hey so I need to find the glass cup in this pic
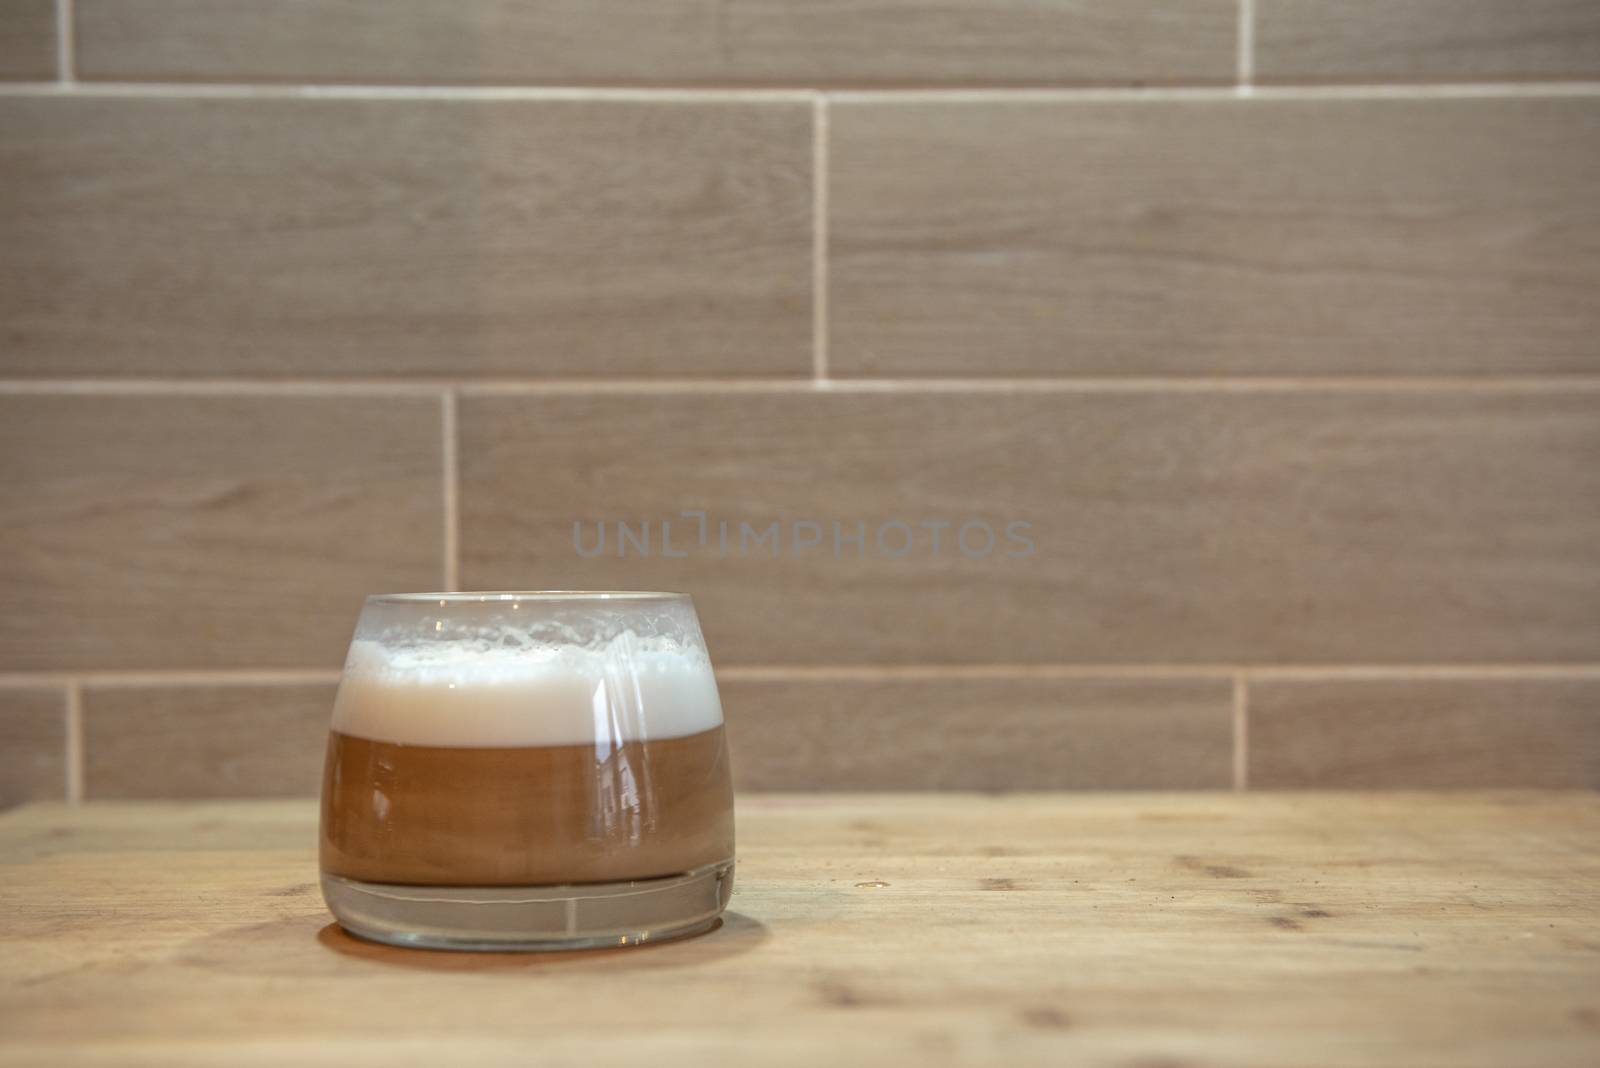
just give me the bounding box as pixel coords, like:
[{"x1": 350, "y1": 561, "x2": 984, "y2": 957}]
[{"x1": 319, "y1": 591, "x2": 735, "y2": 951}]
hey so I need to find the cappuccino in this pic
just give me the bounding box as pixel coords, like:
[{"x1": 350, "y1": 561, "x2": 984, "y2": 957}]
[{"x1": 319, "y1": 638, "x2": 734, "y2": 887}]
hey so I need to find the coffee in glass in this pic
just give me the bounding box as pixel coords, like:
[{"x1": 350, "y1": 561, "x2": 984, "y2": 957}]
[{"x1": 319, "y1": 592, "x2": 734, "y2": 950}]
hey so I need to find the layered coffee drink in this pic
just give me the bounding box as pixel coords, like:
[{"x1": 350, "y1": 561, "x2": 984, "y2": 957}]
[
  {"x1": 318, "y1": 592, "x2": 735, "y2": 951},
  {"x1": 321, "y1": 639, "x2": 734, "y2": 886}
]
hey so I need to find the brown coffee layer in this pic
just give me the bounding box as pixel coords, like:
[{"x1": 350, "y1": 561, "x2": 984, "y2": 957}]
[{"x1": 320, "y1": 726, "x2": 734, "y2": 886}]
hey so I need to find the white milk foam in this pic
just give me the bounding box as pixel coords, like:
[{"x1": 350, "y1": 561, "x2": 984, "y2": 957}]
[{"x1": 332, "y1": 635, "x2": 724, "y2": 748}]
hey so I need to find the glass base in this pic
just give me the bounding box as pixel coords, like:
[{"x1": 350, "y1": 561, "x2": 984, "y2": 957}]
[{"x1": 321, "y1": 860, "x2": 735, "y2": 952}]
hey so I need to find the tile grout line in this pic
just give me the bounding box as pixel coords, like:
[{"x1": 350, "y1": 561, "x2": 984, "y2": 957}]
[
  {"x1": 718, "y1": 665, "x2": 1242, "y2": 680},
  {"x1": 441, "y1": 389, "x2": 460, "y2": 592},
  {"x1": 5, "y1": 663, "x2": 1600, "y2": 685},
  {"x1": 55, "y1": 0, "x2": 75, "y2": 84},
  {"x1": 2, "y1": 663, "x2": 1599, "y2": 689},
  {"x1": 64, "y1": 681, "x2": 83, "y2": 804},
  {"x1": 0, "y1": 379, "x2": 451, "y2": 396},
  {"x1": 8, "y1": 376, "x2": 1600, "y2": 396},
  {"x1": 812, "y1": 93, "x2": 830, "y2": 383},
  {"x1": 2, "y1": 81, "x2": 1600, "y2": 101},
  {"x1": 1232, "y1": 675, "x2": 1249, "y2": 791},
  {"x1": 818, "y1": 83, "x2": 1600, "y2": 102},
  {"x1": 0, "y1": 82, "x2": 818, "y2": 101},
  {"x1": 715, "y1": 663, "x2": 1600, "y2": 681},
  {"x1": 0, "y1": 670, "x2": 346, "y2": 688},
  {"x1": 1236, "y1": 0, "x2": 1255, "y2": 93}
]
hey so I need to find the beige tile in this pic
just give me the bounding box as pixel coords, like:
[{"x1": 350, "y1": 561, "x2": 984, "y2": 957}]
[
  {"x1": 74, "y1": 0, "x2": 1235, "y2": 87},
  {"x1": 0, "y1": 688, "x2": 66, "y2": 807},
  {"x1": 722, "y1": 676, "x2": 1232, "y2": 789},
  {"x1": 0, "y1": 97, "x2": 809, "y2": 378},
  {"x1": 1249, "y1": 677, "x2": 1600, "y2": 788},
  {"x1": 1258, "y1": 1, "x2": 1600, "y2": 84},
  {"x1": 458, "y1": 390, "x2": 1600, "y2": 666},
  {"x1": 0, "y1": 0, "x2": 54, "y2": 80},
  {"x1": 830, "y1": 97, "x2": 1600, "y2": 377},
  {"x1": 0, "y1": 395, "x2": 441, "y2": 670},
  {"x1": 83, "y1": 684, "x2": 333, "y2": 798}
]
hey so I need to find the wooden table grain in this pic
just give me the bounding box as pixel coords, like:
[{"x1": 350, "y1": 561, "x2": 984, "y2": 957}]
[{"x1": 2, "y1": 793, "x2": 1597, "y2": 1067}]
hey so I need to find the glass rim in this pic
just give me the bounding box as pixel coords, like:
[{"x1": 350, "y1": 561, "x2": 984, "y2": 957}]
[{"x1": 366, "y1": 590, "x2": 689, "y2": 605}]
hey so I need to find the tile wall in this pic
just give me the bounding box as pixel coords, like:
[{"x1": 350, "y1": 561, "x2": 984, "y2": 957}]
[{"x1": 2, "y1": 0, "x2": 1597, "y2": 801}]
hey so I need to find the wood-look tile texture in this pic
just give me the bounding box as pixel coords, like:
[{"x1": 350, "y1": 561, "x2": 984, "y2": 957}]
[
  {"x1": 0, "y1": 0, "x2": 54, "y2": 80},
  {"x1": 83, "y1": 684, "x2": 334, "y2": 798},
  {"x1": 723, "y1": 676, "x2": 1233, "y2": 789},
  {"x1": 73, "y1": 0, "x2": 1236, "y2": 87},
  {"x1": 0, "y1": 395, "x2": 442, "y2": 670},
  {"x1": 0, "y1": 689, "x2": 65, "y2": 807},
  {"x1": 1250, "y1": 677, "x2": 1600, "y2": 788},
  {"x1": 458, "y1": 390, "x2": 1600, "y2": 666},
  {"x1": 1257, "y1": 0, "x2": 1600, "y2": 84},
  {"x1": 830, "y1": 97, "x2": 1600, "y2": 376},
  {"x1": 0, "y1": 96, "x2": 810, "y2": 378}
]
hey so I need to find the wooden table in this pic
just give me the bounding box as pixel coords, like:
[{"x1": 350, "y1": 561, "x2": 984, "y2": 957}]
[{"x1": 2, "y1": 794, "x2": 1598, "y2": 1066}]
